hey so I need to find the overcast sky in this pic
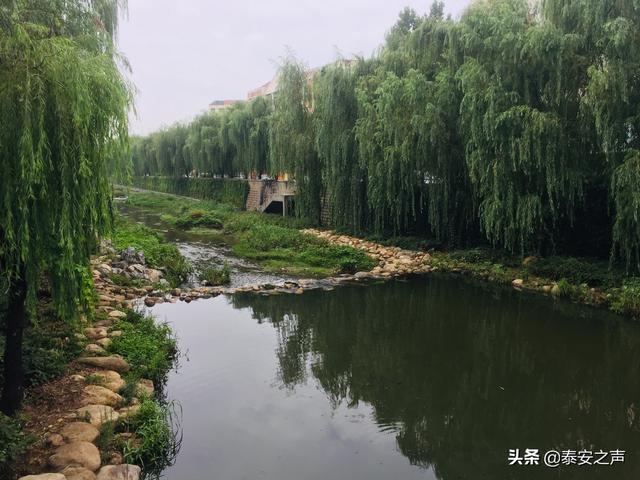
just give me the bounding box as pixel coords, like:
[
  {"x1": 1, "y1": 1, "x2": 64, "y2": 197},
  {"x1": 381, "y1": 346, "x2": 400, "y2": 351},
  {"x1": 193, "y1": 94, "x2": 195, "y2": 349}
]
[{"x1": 118, "y1": 0, "x2": 471, "y2": 135}]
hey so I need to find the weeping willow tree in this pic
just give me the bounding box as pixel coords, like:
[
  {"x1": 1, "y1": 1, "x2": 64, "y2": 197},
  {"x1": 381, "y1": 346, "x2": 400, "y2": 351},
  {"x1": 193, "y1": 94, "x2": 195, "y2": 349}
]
[
  {"x1": 354, "y1": 5, "x2": 472, "y2": 241},
  {"x1": 456, "y1": 0, "x2": 588, "y2": 253},
  {"x1": 0, "y1": 0, "x2": 131, "y2": 414},
  {"x1": 313, "y1": 60, "x2": 369, "y2": 232},
  {"x1": 576, "y1": 0, "x2": 640, "y2": 268},
  {"x1": 128, "y1": 0, "x2": 640, "y2": 268},
  {"x1": 270, "y1": 58, "x2": 321, "y2": 221}
]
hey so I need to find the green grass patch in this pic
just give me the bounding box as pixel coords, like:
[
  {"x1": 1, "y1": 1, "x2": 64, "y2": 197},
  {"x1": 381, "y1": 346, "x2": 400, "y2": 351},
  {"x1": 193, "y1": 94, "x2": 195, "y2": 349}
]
[
  {"x1": 112, "y1": 218, "x2": 191, "y2": 287},
  {"x1": 121, "y1": 399, "x2": 181, "y2": 477},
  {"x1": 107, "y1": 311, "x2": 177, "y2": 386},
  {"x1": 174, "y1": 210, "x2": 223, "y2": 230},
  {"x1": 122, "y1": 191, "x2": 375, "y2": 277},
  {"x1": 200, "y1": 264, "x2": 231, "y2": 285}
]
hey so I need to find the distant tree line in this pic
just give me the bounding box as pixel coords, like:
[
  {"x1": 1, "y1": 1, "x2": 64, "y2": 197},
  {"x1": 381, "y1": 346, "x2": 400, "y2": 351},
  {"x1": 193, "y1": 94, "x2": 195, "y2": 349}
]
[{"x1": 129, "y1": 0, "x2": 640, "y2": 267}]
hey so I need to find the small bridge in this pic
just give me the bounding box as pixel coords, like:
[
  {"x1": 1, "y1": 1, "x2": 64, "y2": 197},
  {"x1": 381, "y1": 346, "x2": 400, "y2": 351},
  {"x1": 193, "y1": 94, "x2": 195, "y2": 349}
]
[{"x1": 245, "y1": 179, "x2": 297, "y2": 216}]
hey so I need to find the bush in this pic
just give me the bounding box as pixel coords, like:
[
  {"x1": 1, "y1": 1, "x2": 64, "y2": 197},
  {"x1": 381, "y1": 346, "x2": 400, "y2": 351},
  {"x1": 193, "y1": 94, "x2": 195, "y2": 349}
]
[
  {"x1": 108, "y1": 312, "x2": 177, "y2": 386},
  {"x1": 174, "y1": 211, "x2": 223, "y2": 230},
  {"x1": 0, "y1": 413, "x2": 29, "y2": 477},
  {"x1": 199, "y1": 264, "x2": 231, "y2": 285},
  {"x1": 610, "y1": 279, "x2": 640, "y2": 318},
  {"x1": 525, "y1": 256, "x2": 616, "y2": 287},
  {"x1": 555, "y1": 278, "x2": 574, "y2": 298},
  {"x1": 113, "y1": 219, "x2": 191, "y2": 287}
]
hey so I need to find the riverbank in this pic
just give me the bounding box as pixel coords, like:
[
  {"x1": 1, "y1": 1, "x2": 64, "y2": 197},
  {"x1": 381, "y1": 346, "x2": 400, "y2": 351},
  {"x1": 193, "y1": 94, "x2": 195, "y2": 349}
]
[
  {"x1": 3, "y1": 241, "x2": 180, "y2": 480},
  {"x1": 116, "y1": 187, "x2": 640, "y2": 319},
  {"x1": 304, "y1": 229, "x2": 640, "y2": 320}
]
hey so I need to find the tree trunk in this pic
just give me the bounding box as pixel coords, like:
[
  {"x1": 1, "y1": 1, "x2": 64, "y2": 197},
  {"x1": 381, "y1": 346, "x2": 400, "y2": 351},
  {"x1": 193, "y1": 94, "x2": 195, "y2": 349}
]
[{"x1": 0, "y1": 276, "x2": 27, "y2": 416}]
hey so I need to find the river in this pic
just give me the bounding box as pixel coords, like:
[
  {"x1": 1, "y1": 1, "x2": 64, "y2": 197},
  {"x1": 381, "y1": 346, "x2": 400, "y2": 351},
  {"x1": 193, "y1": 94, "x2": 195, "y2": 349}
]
[{"x1": 121, "y1": 203, "x2": 640, "y2": 479}]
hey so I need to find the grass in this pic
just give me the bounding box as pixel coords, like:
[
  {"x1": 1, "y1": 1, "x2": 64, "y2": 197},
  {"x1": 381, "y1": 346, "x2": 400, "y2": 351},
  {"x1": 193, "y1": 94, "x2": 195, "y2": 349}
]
[
  {"x1": 200, "y1": 264, "x2": 231, "y2": 286},
  {"x1": 121, "y1": 191, "x2": 375, "y2": 277},
  {"x1": 112, "y1": 218, "x2": 191, "y2": 287},
  {"x1": 121, "y1": 399, "x2": 182, "y2": 478},
  {"x1": 107, "y1": 311, "x2": 177, "y2": 386}
]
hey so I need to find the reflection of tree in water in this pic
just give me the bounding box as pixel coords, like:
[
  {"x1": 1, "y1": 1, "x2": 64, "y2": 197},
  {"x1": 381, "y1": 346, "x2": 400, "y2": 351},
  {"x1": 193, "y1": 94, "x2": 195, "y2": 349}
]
[{"x1": 231, "y1": 277, "x2": 640, "y2": 479}]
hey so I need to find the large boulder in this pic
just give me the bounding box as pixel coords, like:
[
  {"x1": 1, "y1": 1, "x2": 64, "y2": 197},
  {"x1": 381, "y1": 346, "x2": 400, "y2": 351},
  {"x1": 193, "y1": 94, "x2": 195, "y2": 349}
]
[
  {"x1": 48, "y1": 441, "x2": 101, "y2": 472},
  {"x1": 90, "y1": 370, "x2": 125, "y2": 393},
  {"x1": 77, "y1": 356, "x2": 130, "y2": 373},
  {"x1": 82, "y1": 385, "x2": 123, "y2": 407},
  {"x1": 61, "y1": 466, "x2": 98, "y2": 480},
  {"x1": 76, "y1": 405, "x2": 119, "y2": 427},
  {"x1": 60, "y1": 422, "x2": 100, "y2": 443},
  {"x1": 84, "y1": 328, "x2": 108, "y2": 341},
  {"x1": 18, "y1": 475, "x2": 66, "y2": 480},
  {"x1": 120, "y1": 247, "x2": 145, "y2": 265},
  {"x1": 96, "y1": 465, "x2": 141, "y2": 480}
]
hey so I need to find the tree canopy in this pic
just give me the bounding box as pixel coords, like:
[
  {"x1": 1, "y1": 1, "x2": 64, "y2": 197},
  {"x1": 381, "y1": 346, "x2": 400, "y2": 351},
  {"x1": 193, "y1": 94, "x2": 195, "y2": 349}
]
[
  {"x1": 128, "y1": 0, "x2": 640, "y2": 266},
  {"x1": 0, "y1": 0, "x2": 131, "y2": 413}
]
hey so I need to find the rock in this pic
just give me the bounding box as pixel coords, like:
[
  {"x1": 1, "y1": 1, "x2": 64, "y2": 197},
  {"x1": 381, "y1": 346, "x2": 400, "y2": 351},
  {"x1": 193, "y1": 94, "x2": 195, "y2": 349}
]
[
  {"x1": 84, "y1": 328, "x2": 108, "y2": 340},
  {"x1": 96, "y1": 465, "x2": 141, "y2": 480},
  {"x1": 512, "y1": 279, "x2": 524, "y2": 288},
  {"x1": 144, "y1": 297, "x2": 156, "y2": 307},
  {"x1": 354, "y1": 271, "x2": 373, "y2": 279},
  {"x1": 108, "y1": 310, "x2": 127, "y2": 319},
  {"x1": 109, "y1": 331, "x2": 123, "y2": 338},
  {"x1": 82, "y1": 385, "x2": 123, "y2": 407},
  {"x1": 96, "y1": 338, "x2": 111, "y2": 348},
  {"x1": 76, "y1": 405, "x2": 119, "y2": 427},
  {"x1": 61, "y1": 466, "x2": 97, "y2": 480},
  {"x1": 120, "y1": 247, "x2": 145, "y2": 265},
  {"x1": 295, "y1": 288, "x2": 304, "y2": 295},
  {"x1": 108, "y1": 453, "x2": 123, "y2": 465},
  {"x1": 136, "y1": 379, "x2": 154, "y2": 397},
  {"x1": 551, "y1": 284, "x2": 561, "y2": 296},
  {"x1": 90, "y1": 371, "x2": 125, "y2": 392},
  {"x1": 60, "y1": 422, "x2": 100, "y2": 443},
  {"x1": 48, "y1": 441, "x2": 101, "y2": 472},
  {"x1": 542, "y1": 285, "x2": 553, "y2": 293},
  {"x1": 45, "y1": 433, "x2": 65, "y2": 447},
  {"x1": 170, "y1": 288, "x2": 181, "y2": 297},
  {"x1": 77, "y1": 356, "x2": 130, "y2": 373},
  {"x1": 18, "y1": 475, "x2": 66, "y2": 480},
  {"x1": 69, "y1": 375, "x2": 86, "y2": 382},
  {"x1": 522, "y1": 255, "x2": 537, "y2": 266},
  {"x1": 117, "y1": 405, "x2": 140, "y2": 420},
  {"x1": 145, "y1": 269, "x2": 163, "y2": 282},
  {"x1": 84, "y1": 344, "x2": 105, "y2": 355}
]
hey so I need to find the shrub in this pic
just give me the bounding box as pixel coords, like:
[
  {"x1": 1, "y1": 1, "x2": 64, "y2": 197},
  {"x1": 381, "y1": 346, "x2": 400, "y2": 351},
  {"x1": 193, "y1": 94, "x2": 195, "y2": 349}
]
[
  {"x1": 0, "y1": 413, "x2": 29, "y2": 476},
  {"x1": 610, "y1": 279, "x2": 640, "y2": 318},
  {"x1": 199, "y1": 264, "x2": 231, "y2": 285},
  {"x1": 113, "y1": 219, "x2": 191, "y2": 287},
  {"x1": 525, "y1": 256, "x2": 616, "y2": 287},
  {"x1": 555, "y1": 278, "x2": 574, "y2": 298},
  {"x1": 175, "y1": 211, "x2": 223, "y2": 230}
]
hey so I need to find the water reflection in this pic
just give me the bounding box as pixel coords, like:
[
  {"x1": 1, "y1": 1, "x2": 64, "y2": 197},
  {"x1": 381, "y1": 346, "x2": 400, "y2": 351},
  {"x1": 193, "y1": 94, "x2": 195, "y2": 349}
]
[{"x1": 229, "y1": 276, "x2": 640, "y2": 479}]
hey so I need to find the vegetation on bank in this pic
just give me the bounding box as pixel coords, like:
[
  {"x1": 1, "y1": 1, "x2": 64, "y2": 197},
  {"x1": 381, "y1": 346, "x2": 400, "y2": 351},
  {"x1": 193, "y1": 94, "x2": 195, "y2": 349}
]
[
  {"x1": 123, "y1": 191, "x2": 376, "y2": 277},
  {"x1": 108, "y1": 312, "x2": 177, "y2": 387},
  {"x1": 0, "y1": 0, "x2": 131, "y2": 418},
  {"x1": 428, "y1": 249, "x2": 640, "y2": 319},
  {"x1": 112, "y1": 218, "x2": 191, "y2": 287},
  {"x1": 127, "y1": 0, "x2": 640, "y2": 274},
  {"x1": 130, "y1": 177, "x2": 249, "y2": 209}
]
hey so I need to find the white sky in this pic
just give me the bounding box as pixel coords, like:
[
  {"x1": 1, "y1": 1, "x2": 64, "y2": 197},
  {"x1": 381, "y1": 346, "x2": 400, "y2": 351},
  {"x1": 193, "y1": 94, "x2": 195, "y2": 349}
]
[{"x1": 118, "y1": 0, "x2": 472, "y2": 135}]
